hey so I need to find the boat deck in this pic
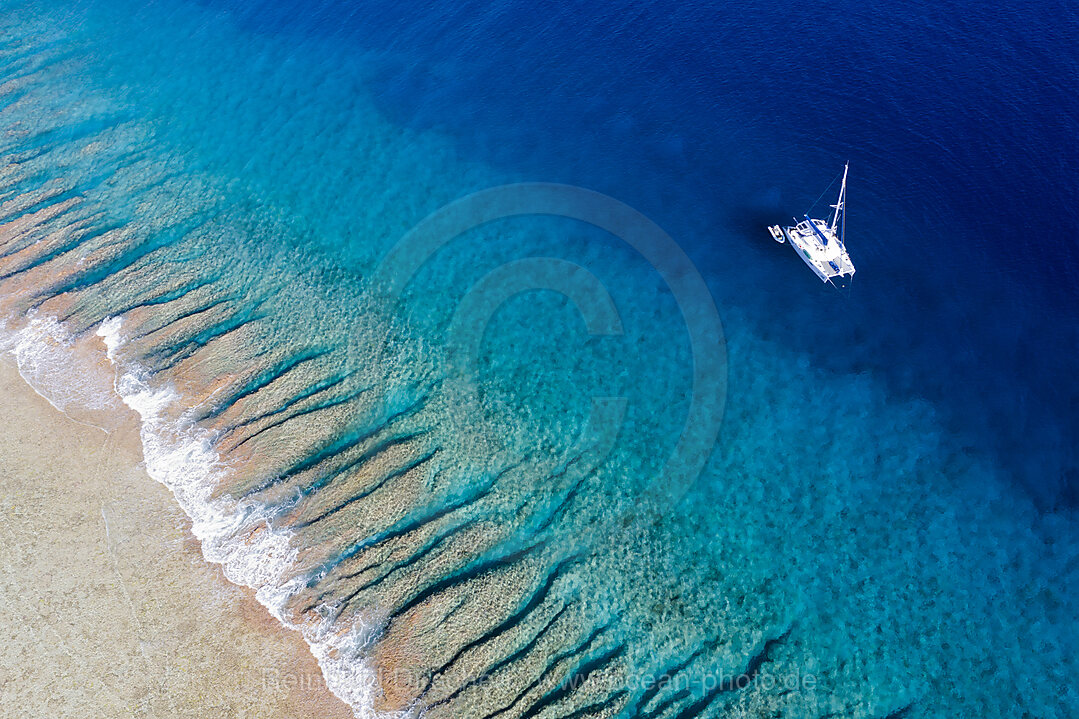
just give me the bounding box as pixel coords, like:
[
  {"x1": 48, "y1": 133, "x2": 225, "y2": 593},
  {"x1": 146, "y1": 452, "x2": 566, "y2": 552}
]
[{"x1": 784, "y1": 219, "x2": 855, "y2": 281}]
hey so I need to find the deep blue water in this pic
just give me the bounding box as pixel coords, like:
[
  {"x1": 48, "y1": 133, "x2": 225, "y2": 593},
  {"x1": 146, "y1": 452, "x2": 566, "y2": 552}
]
[
  {"x1": 200, "y1": 0, "x2": 1079, "y2": 505},
  {"x1": 2, "y1": 0, "x2": 1077, "y2": 716}
]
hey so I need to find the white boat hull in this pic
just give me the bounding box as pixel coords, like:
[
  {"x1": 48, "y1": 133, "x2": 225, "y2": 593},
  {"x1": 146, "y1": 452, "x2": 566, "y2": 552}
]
[{"x1": 769, "y1": 164, "x2": 855, "y2": 287}]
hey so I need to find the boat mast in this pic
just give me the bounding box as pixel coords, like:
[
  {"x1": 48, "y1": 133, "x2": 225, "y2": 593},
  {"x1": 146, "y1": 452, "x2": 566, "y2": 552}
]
[
  {"x1": 830, "y1": 161, "x2": 848, "y2": 234},
  {"x1": 840, "y1": 164, "x2": 846, "y2": 246}
]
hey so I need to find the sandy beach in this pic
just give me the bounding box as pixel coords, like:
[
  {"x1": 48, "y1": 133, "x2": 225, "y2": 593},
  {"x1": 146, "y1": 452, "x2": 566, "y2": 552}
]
[{"x1": 0, "y1": 355, "x2": 354, "y2": 718}]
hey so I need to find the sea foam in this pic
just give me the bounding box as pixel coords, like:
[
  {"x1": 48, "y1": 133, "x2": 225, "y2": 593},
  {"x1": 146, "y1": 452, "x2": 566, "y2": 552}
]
[
  {"x1": 101, "y1": 316, "x2": 399, "y2": 718},
  {"x1": 1, "y1": 315, "x2": 119, "y2": 417},
  {"x1": 0, "y1": 313, "x2": 392, "y2": 718}
]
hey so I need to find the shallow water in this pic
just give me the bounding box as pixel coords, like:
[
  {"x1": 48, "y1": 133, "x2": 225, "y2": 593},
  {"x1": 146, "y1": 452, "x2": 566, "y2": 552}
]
[{"x1": 0, "y1": 0, "x2": 1076, "y2": 717}]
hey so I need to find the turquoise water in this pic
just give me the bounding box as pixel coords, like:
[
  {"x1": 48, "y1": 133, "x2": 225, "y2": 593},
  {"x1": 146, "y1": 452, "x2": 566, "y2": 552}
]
[{"x1": 1, "y1": 1, "x2": 1076, "y2": 717}]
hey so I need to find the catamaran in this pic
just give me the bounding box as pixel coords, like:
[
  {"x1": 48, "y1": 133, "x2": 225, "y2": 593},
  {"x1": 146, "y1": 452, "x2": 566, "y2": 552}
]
[{"x1": 768, "y1": 162, "x2": 855, "y2": 287}]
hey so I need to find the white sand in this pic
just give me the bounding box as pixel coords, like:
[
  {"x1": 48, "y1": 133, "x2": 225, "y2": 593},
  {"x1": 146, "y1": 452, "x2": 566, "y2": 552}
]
[{"x1": 0, "y1": 356, "x2": 354, "y2": 718}]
